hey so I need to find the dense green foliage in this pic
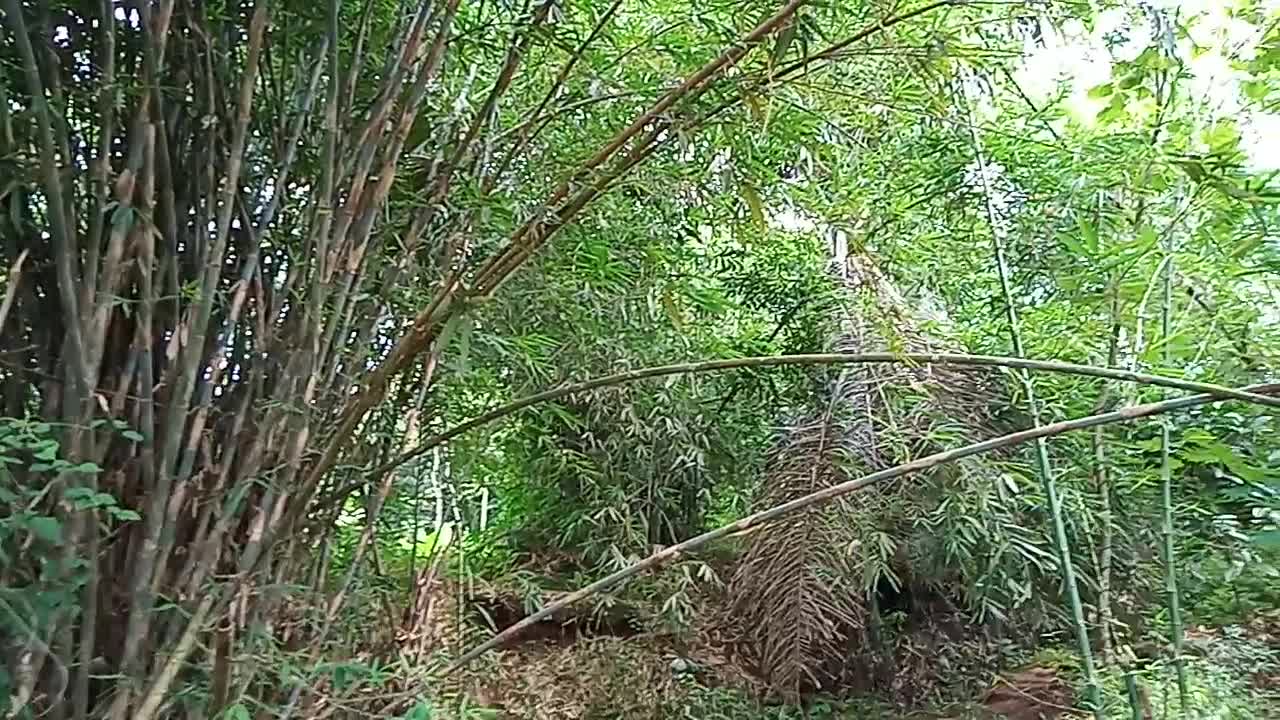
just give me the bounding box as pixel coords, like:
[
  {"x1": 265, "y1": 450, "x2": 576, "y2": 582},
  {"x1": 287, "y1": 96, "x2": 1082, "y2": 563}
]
[{"x1": 1, "y1": 0, "x2": 1278, "y2": 718}]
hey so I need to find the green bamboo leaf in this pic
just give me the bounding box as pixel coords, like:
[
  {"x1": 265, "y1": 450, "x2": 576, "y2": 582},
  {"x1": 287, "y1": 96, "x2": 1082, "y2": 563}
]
[
  {"x1": 741, "y1": 183, "x2": 765, "y2": 230},
  {"x1": 1060, "y1": 233, "x2": 1088, "y2": 257},
  {"x1": 771, "y1": 19, "x2": 797, "y2": 72},
  {"x1": 1077, "y1": 218, "x2": 1099, "y2": 253},
  {"x1": 1136, "y1": 225, "x2": 1158, "y2": 250},
  {"x1": 1086, "y1": 83, "x2": 1114, "y2": 99},
  {"x1": 1228, "y1": 234, "x2": 1265, "y2": 259},
  {"x1": 660, "y1": 287, "x2": 685, "y2": 331},
  {"x1": 1173, "y1": 159, "x2": 1206, "y2": 183}
]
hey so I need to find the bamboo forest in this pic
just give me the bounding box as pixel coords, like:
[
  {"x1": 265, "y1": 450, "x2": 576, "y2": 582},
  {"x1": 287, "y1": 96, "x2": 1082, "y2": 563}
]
[{"x1": 2, "y1": 0, "x2": 1280, "y2": 717}]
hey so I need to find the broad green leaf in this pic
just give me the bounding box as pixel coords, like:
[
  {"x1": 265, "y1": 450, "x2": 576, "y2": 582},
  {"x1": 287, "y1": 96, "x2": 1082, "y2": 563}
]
[
  {"x1": 109, "y1": 508, "x2": 142, "y2": 522},
  {"x1": 34, "y1": 441, "x2": 58, "y2": 461},
  {"x1": 27, "y1": 515, "x2": 62, "y2": 544},
  {"x1": 401, "y1": 701, "x2": 434, "y2": 720},
  {"x1": 1203, "y1": 120, "x2": 1242, "y2": 155},
  {"x1": 1242, "y1": 78, "x2": 1270, "y2": 101},
  {"x1": 1086, "y1": 83, "x2": 1114, "y2": 99},
  {"x1": 1097, "y1": 94, "x2": 1127, "y2": 123},
  {"x1": 1135, "y1": 225, "x2": 1158, "y2": 250}
]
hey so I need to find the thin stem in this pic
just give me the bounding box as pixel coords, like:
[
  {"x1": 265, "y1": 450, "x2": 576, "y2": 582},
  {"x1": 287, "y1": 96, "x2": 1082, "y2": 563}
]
[
  {"x1": 1093, "y1": 274, "x2": 1122, "y2": 664},
  {"x1": 1126, "y1": 671, "x2": 1144, "y2": 720},
  {"x1": 1160, "y1": 229, "x2": 1190, "y2": 711},
  {"x1": 111, "y1": 4, "x2": 268, "y2": 715},
  {"x1": 359, "y1": 351, "x2": 1280, "y2": 487},
  {"x1": 962, "y1": 73, "x2": 1102, "y2": 716},
  {"x1": 485, "y1": 0, "x2": 626, "y2": 194},
  {"x1": 0, "y1": 250, "x2": 28, "y2": 333},
  {"x1": 83, "y1": 0, "x2": 118, "y2": 313}
]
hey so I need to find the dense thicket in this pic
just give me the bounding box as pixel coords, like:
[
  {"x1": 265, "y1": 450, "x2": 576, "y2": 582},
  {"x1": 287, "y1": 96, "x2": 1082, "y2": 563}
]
[{"x1": 2, "y1": 0, "x2": 1278, "y2": 718}]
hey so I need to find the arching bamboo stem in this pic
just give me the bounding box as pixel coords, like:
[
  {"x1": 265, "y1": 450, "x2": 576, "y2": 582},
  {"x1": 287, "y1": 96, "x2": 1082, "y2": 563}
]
[{"x1": 442, "y1": 382, "x2": 1277, "y2": 673}]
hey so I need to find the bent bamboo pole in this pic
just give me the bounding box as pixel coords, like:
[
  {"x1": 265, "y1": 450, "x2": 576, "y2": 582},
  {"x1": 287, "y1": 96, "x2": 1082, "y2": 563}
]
[
  {"x1": 379, "y1": 353, "x2": 1280, "y2": 477},
  {"x1": 442, "y1": 382, "x2": 1279, "y2": 673}
]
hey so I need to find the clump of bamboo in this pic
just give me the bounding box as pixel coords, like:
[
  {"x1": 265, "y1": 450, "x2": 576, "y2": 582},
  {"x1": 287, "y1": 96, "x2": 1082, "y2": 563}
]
[{"x1": 0, "y1": 0, "x2": 816, "y2": 716}]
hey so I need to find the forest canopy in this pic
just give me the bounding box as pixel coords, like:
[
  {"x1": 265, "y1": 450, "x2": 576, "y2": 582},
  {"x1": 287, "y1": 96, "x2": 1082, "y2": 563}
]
[{"x1": 1, "y1": 0, "x2": 1278, "y2": 718}]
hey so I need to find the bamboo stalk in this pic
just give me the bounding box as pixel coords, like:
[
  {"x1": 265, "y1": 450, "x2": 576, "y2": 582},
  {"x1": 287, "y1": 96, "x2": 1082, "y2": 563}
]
[
  {"x1": 1, "y1": 0, "x2": 87, "y2": 392},
  {"x1": 0, "y1": 249, "x2": 27, "y2": 333},
  {"x1": 485, "y1": 0, "x2": 627, "y2": 194},
  {"x1": 172, "y1": 34, "x2": 329, "y2": 486},
  {"x1": 1094, "y1": 279, "x2": 1122, "y2": 664},
  {"x1": 267, "y1": 0, "x2": 941, "y2": 592},
  {"x1": 434, "y1": 0, "x2": 556, "y2": 199},
  {"x1": 110, "y1": 4, "x2": 268, "y2": 715},
  {"x1": 130, "y1": 593, "x2": 217, "y2": 720},
  {"x1": 443, "y1": 383, "x2": 1278, "y2": 672},
  {"x1": 105, "y1": 125, "x2": 162, "y2": 720},
  {"x1": 695, "y1": 0, "x2": 960, "y2": 129},
  {"x1": 468, "y1": 0, "x2": 808, "y2": 292},
  {"x1": 1159, "y1": 233, "x2": 1191, "y2": 711},
  {"x1": 335, "y1": 0, "x2": 437, "y2": 185},
  {"x1": 325, "y1": 1, "x2": 441, "y2": 276},
  {"x1": 963, "y1": 78, "x2": 1101, "y2": 716},
  {"x1": 1126, "y1": 671, "x2": 1144, "y2": 720},
  {"x1": 367, "y1": 352, "x2": 1280, "y2": 481},
  {"x1": 312, "y1": 347, "x2": 1280, "y2": 520},
  {"x1": 82, "y1": 0, "x2": 117, "y2": 313},
  {"x1": 317, "y1": 0, "x2": 461, "y2": 376},
  {"x1": 340, "y1": 0, "x2": 378, "y2": 121},
  {"x1": 1092, "y1": 422, "x2": 1115, "y2": 651}
]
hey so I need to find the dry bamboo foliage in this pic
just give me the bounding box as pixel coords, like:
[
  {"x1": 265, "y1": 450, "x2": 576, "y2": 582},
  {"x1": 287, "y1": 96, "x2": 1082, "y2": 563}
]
[{"x1": 730, "y1": 252, "x2": 1005, "y2": 699}]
